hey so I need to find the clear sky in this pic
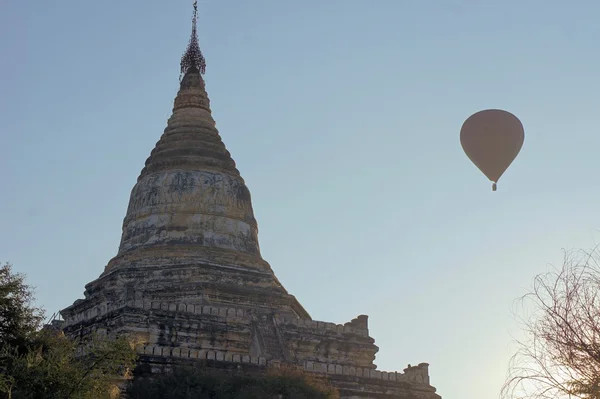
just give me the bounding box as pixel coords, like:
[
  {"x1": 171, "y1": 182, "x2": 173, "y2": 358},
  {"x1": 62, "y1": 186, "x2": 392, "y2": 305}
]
[{"x1": 2, "y1": 1, "x2": 600, "y2": 398}]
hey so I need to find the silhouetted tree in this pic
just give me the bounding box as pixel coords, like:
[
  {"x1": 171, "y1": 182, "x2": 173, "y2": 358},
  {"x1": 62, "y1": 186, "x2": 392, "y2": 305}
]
[
  {"x1": 502, "y1": 248, "x2": 600, "y2": 399},
  {"x1": 127, "y1": 363, "x2": 339, "y2": 399}
]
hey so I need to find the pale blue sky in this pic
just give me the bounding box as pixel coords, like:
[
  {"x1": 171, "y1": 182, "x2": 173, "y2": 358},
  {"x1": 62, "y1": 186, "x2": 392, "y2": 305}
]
[{"x1": 2, "y1": 1, "x2": 600, "y2": 398}]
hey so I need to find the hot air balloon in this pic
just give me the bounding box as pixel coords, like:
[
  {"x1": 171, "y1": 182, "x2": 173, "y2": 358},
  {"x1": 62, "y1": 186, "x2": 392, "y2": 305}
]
[{"x1": 460, "y1": 109, "x2": 524, "y2": 191}]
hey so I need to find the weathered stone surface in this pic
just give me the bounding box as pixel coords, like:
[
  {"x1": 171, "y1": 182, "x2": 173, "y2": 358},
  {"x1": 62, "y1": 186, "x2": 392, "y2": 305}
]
[
  {"x1": 60, "y1": 51, "x2": 441, "y2": 399},
  {"x1": 104, "y1": 65, "x2": 265, "y2": 276}
]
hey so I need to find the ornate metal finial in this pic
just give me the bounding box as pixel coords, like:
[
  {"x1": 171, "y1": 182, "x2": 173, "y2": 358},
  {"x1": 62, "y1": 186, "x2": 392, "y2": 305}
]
[{"x1": 180, "y1": 0, "x2": 206, "y2": 79}]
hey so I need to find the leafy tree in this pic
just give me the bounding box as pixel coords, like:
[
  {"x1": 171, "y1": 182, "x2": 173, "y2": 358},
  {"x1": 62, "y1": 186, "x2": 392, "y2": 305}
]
[
  {"x1": 0, "y1": 263, "x2": 44, "y2": 351},
  {"x1": 127, "y1": 363, "x2": 339, "y2": 399},
  {"x1": 0, "y1": 263, "x2": 138, "y2": 399},
  {"x1": 3, "y1": 332, "x2": 137, "y2": 399},
  {"x1": 502, "y1": 248, "x2": 600, "y2": 399}
]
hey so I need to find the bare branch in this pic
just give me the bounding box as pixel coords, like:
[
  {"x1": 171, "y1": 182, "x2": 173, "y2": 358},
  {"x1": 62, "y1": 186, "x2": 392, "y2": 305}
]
[{"x1": 502, "y1": 248, "x2": 600, "y2": 399}]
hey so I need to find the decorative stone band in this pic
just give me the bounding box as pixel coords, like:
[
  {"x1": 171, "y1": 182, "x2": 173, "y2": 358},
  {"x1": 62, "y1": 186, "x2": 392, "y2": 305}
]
[
  {"x1": 103, "y1": 246, "x2": 273, "y2": 275},
  {"x1": 136, "y1": 345, "x2": 431, "y2": 386},
  {"x1": 274, "y1": 315, "x2": 369, "y2": 337},
  {"x1": 62, "y1": 300, "x2": 368, "y2": 337}
]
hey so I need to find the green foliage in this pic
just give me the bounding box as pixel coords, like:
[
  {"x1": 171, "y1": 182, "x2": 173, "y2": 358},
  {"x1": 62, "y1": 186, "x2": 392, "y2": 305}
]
[
  {"x1": 0, "y1": 263, "x2": 138, "y2": 399},
  {"x1": 0, "y1": 263, "x2": 44, "y2": 351},
  {"x1": 3, "y1": 332, "x2": 137, "y2": 399},
  {"x1": 127, "y1": 364, "x2": 340, "y2": 399}
]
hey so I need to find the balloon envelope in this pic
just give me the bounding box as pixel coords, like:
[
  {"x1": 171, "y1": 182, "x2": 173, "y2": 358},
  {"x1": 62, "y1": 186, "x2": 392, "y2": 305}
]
[{"x1": 460, "y1": 109, "x2": 524, "y2": 185}]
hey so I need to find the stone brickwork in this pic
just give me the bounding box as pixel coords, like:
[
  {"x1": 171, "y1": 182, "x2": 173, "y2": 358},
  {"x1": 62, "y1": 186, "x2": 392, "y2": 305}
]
[{"x1": 60, "y1": 43, "x2": 441, "y2": 398}]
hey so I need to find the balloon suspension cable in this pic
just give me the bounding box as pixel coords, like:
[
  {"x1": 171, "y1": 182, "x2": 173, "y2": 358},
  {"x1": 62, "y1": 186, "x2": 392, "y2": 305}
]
[{"x1": 492, "y1": 182, "x2": 497, "y2": 192}]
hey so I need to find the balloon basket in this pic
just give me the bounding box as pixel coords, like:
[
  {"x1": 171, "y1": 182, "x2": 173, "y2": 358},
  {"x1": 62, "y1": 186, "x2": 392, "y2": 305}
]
[{"x1": 492, "y1": 183, "x2": 497, "y2": 192}]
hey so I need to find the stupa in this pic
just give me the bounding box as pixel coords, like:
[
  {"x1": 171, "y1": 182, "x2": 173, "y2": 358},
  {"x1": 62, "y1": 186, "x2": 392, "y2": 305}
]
[{"x1": 60, "y1": 3, "x2": 441, "y2": 398}]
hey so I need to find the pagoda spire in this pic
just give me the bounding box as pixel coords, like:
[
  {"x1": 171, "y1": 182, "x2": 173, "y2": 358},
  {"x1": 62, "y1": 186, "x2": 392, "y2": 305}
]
[
  {"x1": 180, "y1": 0, "x2": 206, "y2": 79},
  {"x1": 103, "y1": 0, "x2": 265, "y2": 275}
]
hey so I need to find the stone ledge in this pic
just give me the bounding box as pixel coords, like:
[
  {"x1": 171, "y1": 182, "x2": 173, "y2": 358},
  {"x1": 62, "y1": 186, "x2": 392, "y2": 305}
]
[
  {"x1": 135, "y1": 346, "x2": 432, "y2": 387},
  {"x1": 63, "y1": 300, "x2": 368, "y2": 339},
  {"x1": 276, "y1": 315, "x2": 369, "y2": 337}
]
